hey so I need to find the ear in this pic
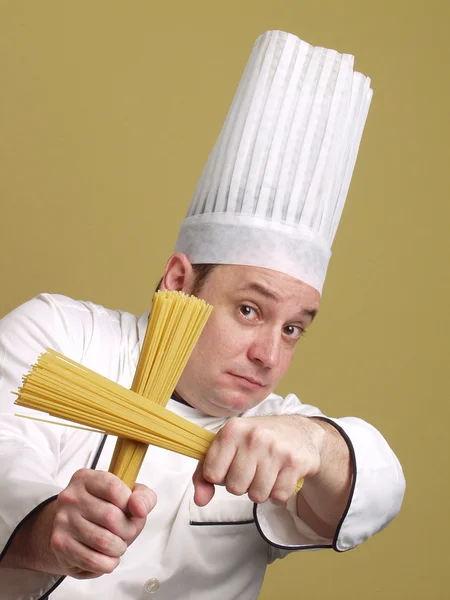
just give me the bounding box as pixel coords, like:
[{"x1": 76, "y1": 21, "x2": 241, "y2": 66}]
[{"x1": 161, "y1": 253, "x2": 196, "y2": 293}]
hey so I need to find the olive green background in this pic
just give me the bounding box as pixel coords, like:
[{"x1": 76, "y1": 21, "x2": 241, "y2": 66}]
[{"x1": 0, "y1": 1, "x2": 448, "y2": 598}]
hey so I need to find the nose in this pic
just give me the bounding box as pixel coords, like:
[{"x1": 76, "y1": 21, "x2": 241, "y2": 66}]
[{"x1": 248, "y1": 327, "x2": 281, "y2": 369}]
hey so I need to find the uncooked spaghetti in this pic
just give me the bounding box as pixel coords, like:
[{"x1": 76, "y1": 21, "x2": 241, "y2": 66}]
[
  {"x1": 14, "y1": 290, "x2": 303, "y2": 493},
  {"x1": 108, "y1": 290, "x2": 213, "y2": 487},
  {"x1": 15, "y1": 348, "x2": 216, "y2": 458}
]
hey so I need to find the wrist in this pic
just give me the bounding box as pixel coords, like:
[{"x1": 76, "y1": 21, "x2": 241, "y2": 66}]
[
  {"x1": 308, "y1": 417, "x2": 352, "y2": 482},
  {"x1": 282, "y1": 414, "x2": 327, "y2": 477},
  {"x1": 307, "y1": 417, "x2": 341, "y2": 475},
  {"x1": 1, "y1": 499, "x2": 60, "y2": 572}
]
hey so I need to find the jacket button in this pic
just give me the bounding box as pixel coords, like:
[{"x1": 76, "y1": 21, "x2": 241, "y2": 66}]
[{"x1": 144, "y1": 578, "x2": 161, "y2": 593}]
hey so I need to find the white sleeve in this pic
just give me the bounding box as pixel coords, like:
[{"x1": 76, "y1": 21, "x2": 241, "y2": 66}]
[
  {"x1": 251, "y1": 394, "x2": 405, "y2": 559},
  {"x1": 0, "y1": 294, "x2": 89, "y2": 598}
]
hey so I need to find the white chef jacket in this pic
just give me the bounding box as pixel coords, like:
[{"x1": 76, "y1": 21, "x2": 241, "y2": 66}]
[{"x1": 0, "y1": 294, "x2": 405, "y2": 600}]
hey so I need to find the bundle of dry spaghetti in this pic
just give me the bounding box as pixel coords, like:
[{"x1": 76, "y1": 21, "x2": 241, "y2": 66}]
[
  {"x1": 15, "y1": 291, "x2": 214, "y2": 488},
  {"x1": 15, "y1": 347, "x2": 216, "y2": 456},
  {"x1": 15, "y1": 290, "x2": 304, "y2": 493},
  {"x1": 108, "y1": 290, "x2": 213, "y2": 487}
]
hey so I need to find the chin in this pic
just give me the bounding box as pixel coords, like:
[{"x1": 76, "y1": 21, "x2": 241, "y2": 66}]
[{"x1": 213, "y1": 390, "x2": 265, "y2": 416}]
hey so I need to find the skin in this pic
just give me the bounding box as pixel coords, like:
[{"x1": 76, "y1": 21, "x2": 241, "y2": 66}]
[
  {"x1": 1, "y1": 253, "x2": 351, "y2": 578},
  {"x1": 1, "y1": 470, "x2": 156, "y2": 578},
  {"x1": 162, "y1": 254, "x2": 352, "y2": 538},
  {"x1": 168, "y1": 258, "x2": 320, "y2": 417}
]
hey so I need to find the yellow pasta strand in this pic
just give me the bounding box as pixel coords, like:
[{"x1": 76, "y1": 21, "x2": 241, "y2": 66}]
[
  {"x1": 14, "y1": 290, "x2": 304, "y2": 494},
  {"x1": 15, "y1": 349, "x2": 215, "y2": 459},
  {"x1": 109, "y1": 291, "x2": 213, "y2": 487}
]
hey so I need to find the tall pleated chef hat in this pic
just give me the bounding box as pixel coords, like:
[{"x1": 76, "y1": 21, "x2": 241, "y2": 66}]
[{"x1": 174, "y1": 30, "x2": 373, "y2": 294}]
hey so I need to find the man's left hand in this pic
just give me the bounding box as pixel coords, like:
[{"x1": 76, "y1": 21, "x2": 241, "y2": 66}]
[{"x1": 192, "y1": 415, "x2": 325, "y2": 506}]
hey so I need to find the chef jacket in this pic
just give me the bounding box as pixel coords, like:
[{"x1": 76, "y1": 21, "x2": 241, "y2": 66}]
[{"x1": 0, "y1": 294, "x2": 405, "y2": 600}]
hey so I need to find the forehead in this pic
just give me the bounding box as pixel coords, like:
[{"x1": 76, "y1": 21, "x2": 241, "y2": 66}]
[{"x1": 205, "y1": 264, "x2": 320, "y2": 310}]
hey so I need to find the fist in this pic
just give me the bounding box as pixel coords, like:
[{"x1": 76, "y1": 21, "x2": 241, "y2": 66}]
[
  {"x1": 50, "y1": 469, "x2": 156, "y2": 578},
  {"x1": 193, "y1": 415, "x2": 323, "y2": 506}
]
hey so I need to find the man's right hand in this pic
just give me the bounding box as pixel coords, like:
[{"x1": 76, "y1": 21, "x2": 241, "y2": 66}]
[{"x1": 0, "y1": 469, "x2": 157, "y2": 579}]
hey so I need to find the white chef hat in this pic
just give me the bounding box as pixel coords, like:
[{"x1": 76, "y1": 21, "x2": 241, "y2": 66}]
[{"x1": 174, "y1": 30, "x2": 373, "y2": 294}]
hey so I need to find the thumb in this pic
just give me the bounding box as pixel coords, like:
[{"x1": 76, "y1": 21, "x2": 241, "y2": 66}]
[
  {"x1": 193, "y1": 461, "x2": 215, "y2": 507},
  {"x1": 128, "y1": 484, "x2": 157, "y2": 519}
]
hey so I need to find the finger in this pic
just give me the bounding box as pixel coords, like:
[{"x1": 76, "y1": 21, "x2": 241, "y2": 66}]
[
  {"x1": 51, "y1": 529, "x2": 120, "y2": 575},
  {"x1": 83, "y1": 471, "x2": 131, "y2": 512},
  {"x1": 79, "y1": 496, "x2": 137, "y2": 541},
  {"x1": 193, "y1": 462, "x2": 215, "y2": 507},
  {"x1": 71, "y1": 514, "x2": 128, "y2": 558},
  {"x1": 202, "y1": 435, "x2": 238, "y2": 485},
  {"x1": 127, "y1": 485, "x2": 157, "y2": 519},
  {"x1": 224, "y1": 448, "x2": 256, "y2": 497},
  {"x1": 247, "y1": 462, "x2": 279, "y2": 504},
  {"x1": 269, "y1": 467, "x2": 300, "y2": 504},
  {"x1": 70, "y1": 568, "x2": 103, "y2": 580}
]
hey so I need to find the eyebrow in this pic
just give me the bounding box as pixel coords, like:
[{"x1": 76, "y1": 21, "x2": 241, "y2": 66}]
[
  {"x1": 246, "y1": 283, "x2": 282, "y2": 303},
  {"x1": 239, "y1": 283, "x2": 318, "y2": 322}
]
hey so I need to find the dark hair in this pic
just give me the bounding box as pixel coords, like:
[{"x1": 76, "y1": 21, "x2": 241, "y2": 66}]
[{"x1": 155, "y1": 263, "x2": 217, "y2": 296}]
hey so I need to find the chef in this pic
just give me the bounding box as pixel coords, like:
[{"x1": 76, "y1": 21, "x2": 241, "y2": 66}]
[{"x1": 0, "y1": 31, "x2": 405, "y2": 600}]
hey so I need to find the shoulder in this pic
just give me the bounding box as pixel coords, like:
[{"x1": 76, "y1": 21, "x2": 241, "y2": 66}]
[
  {"x1": 0, "y1": 293, "x2": 140, "y2": 370},
  {"x1": 1, "y1": 292, "x2": 134, "y2": 331},
  {"x1": 0, "y1": 293, "x2": 143, "y2": 410},
  {"x1": 1, "y1": 293, "x2": 93, "y2": 326}
]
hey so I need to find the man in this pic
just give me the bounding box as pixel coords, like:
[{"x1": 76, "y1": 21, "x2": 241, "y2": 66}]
[{"x1": 0, "y1": 31, "x2": 405, "y2": 599}]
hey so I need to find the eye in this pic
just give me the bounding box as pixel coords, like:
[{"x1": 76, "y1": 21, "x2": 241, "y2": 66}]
[
  {"x1": 239, "y1": 305, "x2": 259, "y2": 321},
  {"x1": 283, "y1": 325, "x2": 304, "y2": 340}
]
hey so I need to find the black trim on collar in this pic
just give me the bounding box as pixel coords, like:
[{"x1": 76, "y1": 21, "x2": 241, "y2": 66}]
[
  {"x1": 171, "y1": 391, "x2": 193, "y2": 408},
  {"x1": 91, "y1": 434, "x2": 108, "y2": 469},
  {"x1": 190, "y1": 519, "x2": 254, "y2": 527},
  {"x1": 253, "y1": 416, "x2": 357, "y2": 553}
]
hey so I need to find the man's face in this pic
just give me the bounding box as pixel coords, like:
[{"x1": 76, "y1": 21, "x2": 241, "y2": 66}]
[{"x1": 175, "y1": 264, "x2": 320, "y2": 417}]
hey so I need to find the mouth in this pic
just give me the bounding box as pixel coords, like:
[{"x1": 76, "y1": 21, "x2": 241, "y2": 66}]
[{"x1": 227, "y1": 373, "x2": 264, "y2": 390}]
